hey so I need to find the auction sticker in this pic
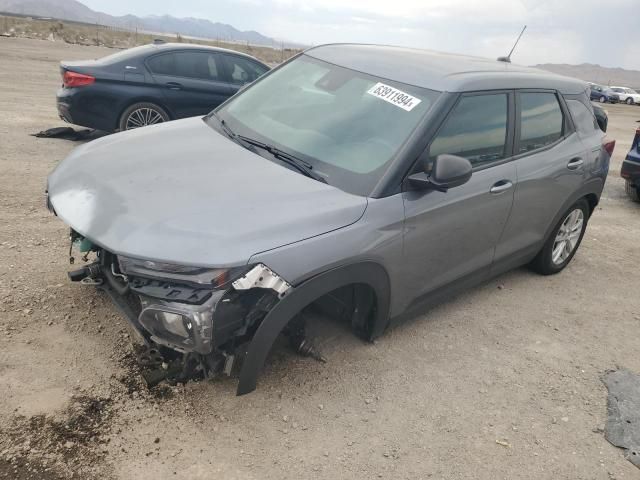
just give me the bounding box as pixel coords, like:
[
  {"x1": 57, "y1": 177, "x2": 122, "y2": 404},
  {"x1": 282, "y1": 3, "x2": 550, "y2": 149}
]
[{"x1": 367, "y1": 82, "x2": 422, "y2": 111}]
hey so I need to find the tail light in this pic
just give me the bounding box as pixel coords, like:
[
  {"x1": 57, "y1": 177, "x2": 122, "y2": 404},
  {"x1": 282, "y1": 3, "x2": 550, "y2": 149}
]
[
  {"x1": 62, "y1": 70, "x2": 95, "y2": 88},
  {"x1": 633, "y1": 127, "x2": 640, "y2": 151},
  {"x1": 603, "y1": 137, "x2": 616, "y2": 156}
]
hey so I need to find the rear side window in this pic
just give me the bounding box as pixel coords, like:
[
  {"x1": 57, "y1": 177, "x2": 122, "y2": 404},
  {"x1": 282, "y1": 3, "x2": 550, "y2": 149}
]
[
  {"x1": 174, "y1": 52, "x2": 222, "y2": 80},
  {"x1": 518, "y1": 92, "x2": 564, "y2": 153},
  {"x1": 223, "y1": 55, "x2": 268, "y2": 85},
  {"x1": 147, "y1": 53, "x2": 174, "y2": 75},
  {"x1": 566, "y1": 99, "x2": 598, "y2": 138},
  {"x1": 429, "y1": 93, "x2": 508, "y2": 167},
  {"x1": 148, "y1": 51, "x2": 223, "y2": 81}
]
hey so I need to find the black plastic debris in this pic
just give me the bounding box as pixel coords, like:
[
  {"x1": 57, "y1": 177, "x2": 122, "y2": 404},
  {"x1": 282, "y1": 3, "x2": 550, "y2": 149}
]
[
  {"x1": 31, "y1": 127, "x2": 105, "y2": 141},
  {"x1": 603, "y1": 369, "x2": 640, "y2": 468}
]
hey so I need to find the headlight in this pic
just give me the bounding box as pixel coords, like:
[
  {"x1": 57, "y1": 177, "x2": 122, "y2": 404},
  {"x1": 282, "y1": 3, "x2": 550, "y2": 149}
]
[
  {"x1": 138, "y1": 294, "x2": 220, "y2": 354},
  {"x1": 118, "y1": 256, "x2": 250, "y2": 288}
]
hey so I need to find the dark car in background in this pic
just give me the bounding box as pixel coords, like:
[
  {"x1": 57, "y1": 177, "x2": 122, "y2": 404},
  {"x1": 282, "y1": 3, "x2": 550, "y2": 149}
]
[
  {"x1": 589, "y1": 83, "x2": 619, "y2": 104},
  {"x1": 591, "y1": 102, "x2": 608, "y2": 132},
  {"x1": 56, "y1": 43, "x2": 270, "y2": 132},
  {"x1": 621, "y1": 127, "x2": 640, "y2": 201}
]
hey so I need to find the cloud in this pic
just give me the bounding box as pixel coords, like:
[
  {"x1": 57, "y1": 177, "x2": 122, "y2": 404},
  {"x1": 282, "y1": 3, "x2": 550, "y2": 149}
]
[{"x1": 80, "y1": 0, "x2": 639, "y2": 69}]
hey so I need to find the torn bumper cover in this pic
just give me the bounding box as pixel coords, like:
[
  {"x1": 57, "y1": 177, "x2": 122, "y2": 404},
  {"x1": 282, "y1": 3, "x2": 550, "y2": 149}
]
[{"x1": 68, "y1": 241, "x2": 291, "y2": 385}]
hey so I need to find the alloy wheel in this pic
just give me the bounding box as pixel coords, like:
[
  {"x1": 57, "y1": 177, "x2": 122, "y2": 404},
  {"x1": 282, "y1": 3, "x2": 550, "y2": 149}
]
[
  {"x1": 125, "y1": 107, "x2": 166, "y2": 130},
  {"x1": 551, "y1": 208, "x2": 584, "y2": 265}
]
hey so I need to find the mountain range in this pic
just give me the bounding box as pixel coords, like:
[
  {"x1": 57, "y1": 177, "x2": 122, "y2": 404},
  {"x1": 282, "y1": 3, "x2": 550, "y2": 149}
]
[
  {"x1": 535, "y1": 63, "x2": 640, "y2": 89},
  {"x1": 0, "y1": 0, "x2": 279, "y2": 46}
]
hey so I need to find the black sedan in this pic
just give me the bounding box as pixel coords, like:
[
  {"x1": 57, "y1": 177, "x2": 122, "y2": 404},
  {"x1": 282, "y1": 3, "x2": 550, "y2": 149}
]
[{"x1": 56, "y1": 42, "x2": 270, "y2": 132}]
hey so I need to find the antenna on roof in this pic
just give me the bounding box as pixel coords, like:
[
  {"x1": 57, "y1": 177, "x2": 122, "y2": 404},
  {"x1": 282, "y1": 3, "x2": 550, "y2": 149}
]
[{"x1": 497, "y1": 25, "x2": 526, "y2": 63}]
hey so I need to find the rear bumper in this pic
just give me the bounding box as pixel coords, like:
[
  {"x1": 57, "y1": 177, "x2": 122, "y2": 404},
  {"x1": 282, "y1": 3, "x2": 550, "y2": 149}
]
[
  {"x1": 621, "y1": 154, "x2": 640, "y2": 184},
  {"x1": 56, "y1": 87, "x2": 119, "y2": 132}
]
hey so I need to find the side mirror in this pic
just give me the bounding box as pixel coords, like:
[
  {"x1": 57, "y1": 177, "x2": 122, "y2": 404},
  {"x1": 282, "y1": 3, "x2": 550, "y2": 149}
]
[{"x1": 408, "y1": 154, "x2": 472, "y2": 192}]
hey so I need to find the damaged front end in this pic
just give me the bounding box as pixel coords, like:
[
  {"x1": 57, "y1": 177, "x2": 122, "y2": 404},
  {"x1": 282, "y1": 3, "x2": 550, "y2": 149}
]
[{"x1": 67, "y1": 231, "x2": 292, "y2": 387}]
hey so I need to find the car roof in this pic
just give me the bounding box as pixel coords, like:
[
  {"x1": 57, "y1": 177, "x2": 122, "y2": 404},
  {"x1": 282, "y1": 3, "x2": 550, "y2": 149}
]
[
  {"x1": 149, "y1": 42, "x2": 266, "y2": 64},
  {"x1": 305, "y1": 43, "x2": 587, "y2": 94}
]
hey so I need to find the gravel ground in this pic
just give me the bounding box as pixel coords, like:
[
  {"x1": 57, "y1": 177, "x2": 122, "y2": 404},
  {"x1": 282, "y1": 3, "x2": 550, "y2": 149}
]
[{"x1": 1, "y1": 37, "x2": 639, "y2": 480}]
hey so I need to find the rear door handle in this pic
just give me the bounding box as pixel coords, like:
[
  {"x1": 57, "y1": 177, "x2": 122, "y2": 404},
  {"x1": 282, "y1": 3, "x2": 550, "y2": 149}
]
[
  {"x1": 490, "y1": 180, "x2": 513, "y2": 194},
  {"x1": 567, "y1": 157, "x2": 584, "y2": 170},
  {"x1": 166, "y1": 82, "x2": 183, "y2": 90}
]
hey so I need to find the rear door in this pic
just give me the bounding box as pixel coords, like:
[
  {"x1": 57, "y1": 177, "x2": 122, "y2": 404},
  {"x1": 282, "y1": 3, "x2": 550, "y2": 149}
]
[
  {"x1": 401, "y1": 91, "x2": 516, "y2": 305},
  {"x1": 494, "y1": 90, "x2": 587, "y2": 264},
  {"x1": 565, "y1": 92, "x2": 606, "y2": 174},
  {"x1": 147, "y1": 50, "x2": 235, "y2": 118}
]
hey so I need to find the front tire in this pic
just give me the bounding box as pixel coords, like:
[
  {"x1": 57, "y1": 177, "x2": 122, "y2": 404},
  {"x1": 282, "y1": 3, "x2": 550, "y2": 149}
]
[
  {"x1": 626, "y1": 97, "x2": 634, "y2": 105},
  {"x1": 529, "y1": 199, "x2": 589, "y2": 275},
  {"x1": 118, "y1": 102, "x2": 169, "y2": 131},
  {"x1": 599, "y1": 96, "x2": 606, "y2": 103},
  {"x1": 625, "y1": 180, "x2": 640, "y2": 202}
]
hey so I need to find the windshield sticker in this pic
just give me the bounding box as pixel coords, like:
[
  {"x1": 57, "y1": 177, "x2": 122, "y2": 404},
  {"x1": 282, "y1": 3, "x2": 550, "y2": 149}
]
[{"x1": 367, "y1": 82, "x2": 422, "y2": 111}]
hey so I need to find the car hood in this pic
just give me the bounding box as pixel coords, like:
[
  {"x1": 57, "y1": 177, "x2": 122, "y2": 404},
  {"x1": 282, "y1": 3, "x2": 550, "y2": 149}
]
[{"x1": 47, "y1": 117, "x2": 368, "y2": 267}]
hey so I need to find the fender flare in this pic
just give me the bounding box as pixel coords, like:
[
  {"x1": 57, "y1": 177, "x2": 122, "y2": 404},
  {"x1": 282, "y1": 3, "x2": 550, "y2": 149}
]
[{"x1": 236, "y1": 262, "x2": 391, "y2": 395}]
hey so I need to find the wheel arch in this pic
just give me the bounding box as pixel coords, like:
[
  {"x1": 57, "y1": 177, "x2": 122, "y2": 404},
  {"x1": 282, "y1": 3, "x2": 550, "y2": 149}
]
[
  {"x1": 236, "y1": 261, "x2": 391, "y2": 395},
  {"x1": 116, "y1": 98, "x2": 174, "y2": 130},
  {"x1": 541, "y1": 181, "x2": 602, "y2": 247}
]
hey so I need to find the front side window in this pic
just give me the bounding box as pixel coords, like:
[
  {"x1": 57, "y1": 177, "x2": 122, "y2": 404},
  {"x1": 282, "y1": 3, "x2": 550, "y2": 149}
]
[
  {"x1": 429, "y1": 94, "x2": 508, "y2": 167},
  {"x1": 212, "y1": 55, "x2": 439, "y2": 196},
  {"x1": 224, "y1": 55, "x2": 268, "y2": 85},
  {"x1": 518, "y1": 92, "x2": 564, "y2": 153}
]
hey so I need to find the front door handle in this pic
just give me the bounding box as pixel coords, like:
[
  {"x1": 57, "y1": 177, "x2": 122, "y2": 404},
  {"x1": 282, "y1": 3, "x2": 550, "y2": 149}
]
[
  {"x1": 166, "y1": 82, "x2": 183, "y2": 90},
  {"x1": 490, "y1": 180, "x2": 513, "y2": 194},
  {"x1": 567, "y1": 157, "x2": 584, "y2": 170}
]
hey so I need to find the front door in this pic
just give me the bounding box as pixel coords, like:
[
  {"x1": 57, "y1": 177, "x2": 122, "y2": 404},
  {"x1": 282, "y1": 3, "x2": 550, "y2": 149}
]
[
  {"x1": 401, "y1": 92, "x2": 516, "y2": 310},
  {"x1": 147, "y1": 50, "x2": 235, "y2": 118}
]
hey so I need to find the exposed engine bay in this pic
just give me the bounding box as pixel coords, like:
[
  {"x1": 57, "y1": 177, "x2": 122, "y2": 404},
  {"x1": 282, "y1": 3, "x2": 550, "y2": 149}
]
[{"x1": 66, "y1": 230, "x2": 327, "y2": 388}]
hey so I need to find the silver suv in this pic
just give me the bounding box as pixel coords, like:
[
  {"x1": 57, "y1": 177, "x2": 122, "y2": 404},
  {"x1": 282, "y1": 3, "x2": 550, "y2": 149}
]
[{"x1": 46, "y1": 44, "x2": 614, "y2": 395}]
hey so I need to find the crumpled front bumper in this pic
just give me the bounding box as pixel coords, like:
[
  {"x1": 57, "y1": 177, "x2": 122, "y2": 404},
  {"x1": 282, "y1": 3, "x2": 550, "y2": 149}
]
[{"x1": 96, "y1": 271, "x2": 226, "y2": 355}]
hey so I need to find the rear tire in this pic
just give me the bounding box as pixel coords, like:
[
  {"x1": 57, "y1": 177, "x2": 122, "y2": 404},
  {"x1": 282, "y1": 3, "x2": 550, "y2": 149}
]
[
  {"x1": 529, "y1": 199, "x2": 590, "y2": 275},
  {"x1": 625, "y1": 180, "x2": 640, "y2": 202},
  {"x1": 118, "y1": 102, "x2": 169, "y2": 131},
  {"x1": 626, "y1": 97, "x2": 634, "y2": 105}
]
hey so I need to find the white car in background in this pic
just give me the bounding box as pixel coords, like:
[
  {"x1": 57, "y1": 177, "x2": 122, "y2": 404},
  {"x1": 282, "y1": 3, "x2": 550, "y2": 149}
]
[{"x1": 610, "y1": 86, "x2": 640, "y2": 105}]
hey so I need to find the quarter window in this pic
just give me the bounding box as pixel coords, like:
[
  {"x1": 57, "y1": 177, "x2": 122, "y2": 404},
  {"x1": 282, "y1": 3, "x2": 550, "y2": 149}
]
[
  {"x1": 566, "y1": 99, "x2": 598, "y2": 138},
  {"x1": 518, "y1": 92, "x2": 564, "y2": 153},
  {"x1": 429, "y1": 94, "x2": 508, "y2": 167}
]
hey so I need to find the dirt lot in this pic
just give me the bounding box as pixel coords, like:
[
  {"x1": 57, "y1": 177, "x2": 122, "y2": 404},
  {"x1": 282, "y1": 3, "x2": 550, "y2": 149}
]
[{"x1": 1, "y1": 37, "x2": 639, "y2": 480}]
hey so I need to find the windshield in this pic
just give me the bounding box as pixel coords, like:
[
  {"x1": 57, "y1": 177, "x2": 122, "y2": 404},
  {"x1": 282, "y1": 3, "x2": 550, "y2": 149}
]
[{"x1": 210, "y1": 54, "x2": 439, "y2": 196}]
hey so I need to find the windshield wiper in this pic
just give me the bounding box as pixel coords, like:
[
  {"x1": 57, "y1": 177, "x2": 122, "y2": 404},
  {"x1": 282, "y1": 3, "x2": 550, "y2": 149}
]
[
  {"x1": 211, "y1": 113, "x2": 238, "y2": 141},
  {"x1": 237, "y1": 135, "x2": 327, "y2": 184}
]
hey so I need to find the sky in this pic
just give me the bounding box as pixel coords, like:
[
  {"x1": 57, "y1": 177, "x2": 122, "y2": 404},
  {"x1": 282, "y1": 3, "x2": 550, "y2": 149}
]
[{"x1": 80, "y1": 0, "x2": 639, "y2": 70}]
